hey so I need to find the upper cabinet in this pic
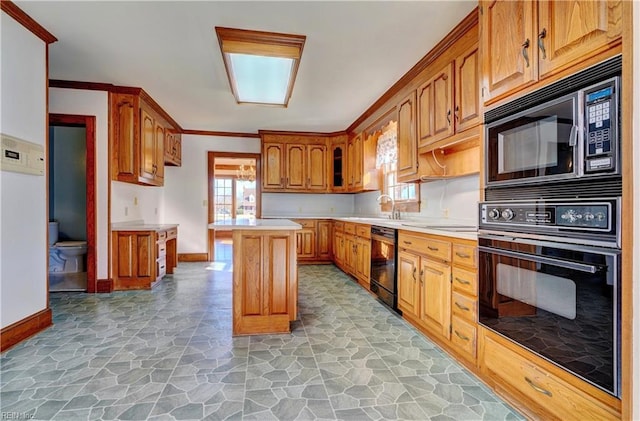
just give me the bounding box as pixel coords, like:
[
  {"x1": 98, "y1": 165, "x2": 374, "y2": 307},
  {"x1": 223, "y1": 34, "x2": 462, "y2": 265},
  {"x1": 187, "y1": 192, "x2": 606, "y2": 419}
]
[
  {"x1": 261, "y1": 132, "x2": 334, "y2": 193},
  {"x1": 347, "y1": 132, "x2": 379, "y2": 192},
  {"x1": 164, "y1": 131, "x2": 182, "y2": 166},
  {"x1": 330, "y1": 138, "x2": 346, "y2": 192},
  {"x1": 111, "y1": 90, "x2": 181, "y2": 186},
  {"x1": 346, "y1": 133, "x2": 363, "y2": 190},
  {"x1": 481, "y1": 0, "x2": 622, "y2": 104},
  {"x1": 397, "y1": 91, "x2": 419, "y2": 182}
]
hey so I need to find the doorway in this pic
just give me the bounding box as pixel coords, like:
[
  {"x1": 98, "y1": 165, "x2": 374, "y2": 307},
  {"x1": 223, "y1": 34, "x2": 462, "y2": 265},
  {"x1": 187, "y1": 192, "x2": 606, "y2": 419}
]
[
  {"x1": 48, "y1": 114, "x2": 96, "y2": 292},
  {"x1": 207, "y1": 152, "x2": 261, "y2": 261}
]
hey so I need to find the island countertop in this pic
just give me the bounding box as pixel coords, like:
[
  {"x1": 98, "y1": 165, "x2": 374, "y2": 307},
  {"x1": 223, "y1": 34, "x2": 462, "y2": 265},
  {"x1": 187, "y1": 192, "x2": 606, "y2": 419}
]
[{"x1": 208, "y1": 219, "x2": 301, "y2": 231}]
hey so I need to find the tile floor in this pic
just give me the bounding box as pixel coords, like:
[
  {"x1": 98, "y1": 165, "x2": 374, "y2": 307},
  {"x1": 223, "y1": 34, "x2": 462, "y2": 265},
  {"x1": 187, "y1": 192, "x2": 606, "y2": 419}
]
[{"x1": 1, "y1": 255, "x2": 523, "y2": 420}]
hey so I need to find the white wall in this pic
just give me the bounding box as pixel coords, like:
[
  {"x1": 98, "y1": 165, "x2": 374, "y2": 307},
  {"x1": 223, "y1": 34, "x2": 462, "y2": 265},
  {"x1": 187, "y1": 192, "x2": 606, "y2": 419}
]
[
  {"x1": 49, "y1": 88, "x2": 109, "y2": 280},
  {"x1": 0, "y1": 14, "x2": 48, "y2": 328},
  {"x1": 111, "y1": 181, "x2": 164, "y2": 224},
  {"x1": 163, "y1": 134, "x2": 261, "y2": 254},
  {"x1": 262, "y1": 193, "x2": 354, "y2": 217}
]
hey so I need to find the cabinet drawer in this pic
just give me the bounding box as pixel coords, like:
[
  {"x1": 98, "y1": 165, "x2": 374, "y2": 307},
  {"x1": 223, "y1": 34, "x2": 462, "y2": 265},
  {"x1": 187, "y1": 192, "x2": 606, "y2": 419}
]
[
  {"x1": 424, "y1": 237, "x2": 451, "y2": 261},
  {"x1": 398, "y1": 232, "x2": 429, "y2": 251},
  {"x1": 294, "y1": 219, "x2": 317, "y2": 229},
  {"x1": 157, "y1": 241, "x2": 167, "y2": 258},
  {"x1": 451, "y1": 267, "x2": 477, "y2": 296},
  {"x1": 157, "y1": 257, "x2": 167, "y2": 278},
  {"x1": 452, "y1": 291, "x2": 477, "y2": 323},
  {"x1": 344, "y1": 222, "x2": 356, "y2": 235},
  {"x1": 157, "y1": 230, "x2": 167, "y2": 241},
  {"x1": 355, "y1": 224, "x2": 370, "y2": 238},
  {"x1": 451, "y1": 316, "x2": 477, "y2": 360},
  {"x1": 453, "y1": 243, "x2": 477, "y2": 268},
  {"x1": 481, "y1": 331, "x2": 618, "y2": 421},
  {"x1": 167, "y1": 228, "x2": 177, "y2": 239},
  {"x1": 334, "y1": 221, "x2": 344, "y2": 232}
]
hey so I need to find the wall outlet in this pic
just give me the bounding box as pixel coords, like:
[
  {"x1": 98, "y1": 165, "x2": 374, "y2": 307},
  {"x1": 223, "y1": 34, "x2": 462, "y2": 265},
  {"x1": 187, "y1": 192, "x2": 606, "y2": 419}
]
[
  {"x1": 298, "y1": 206, "x2": 302, "y2": 213},
  {"x1": 442, "y1": 208, "x2": 449, "y2": 218},
  {"x1": 203, "y1": 199, "x2": 207, "y2": 207},
  {"x1": 133, "y1": 196, "x2": 138, "y2": 206},
  {"x1": 330, "y1": 207, "x2": 334, "y2": 214},
  {"x1": 124, "y1": 206, "x2": 128, "y2": 216},
  {"x1": 155, "y1": 207, "x2": 158, "y2": 215}
]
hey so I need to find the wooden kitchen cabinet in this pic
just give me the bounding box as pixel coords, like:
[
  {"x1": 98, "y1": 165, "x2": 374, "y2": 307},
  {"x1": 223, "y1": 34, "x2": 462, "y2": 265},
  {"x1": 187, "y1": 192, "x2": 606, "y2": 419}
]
[
  {"x1": 339, "y1": 222, "x2": 371, "y2": 287},
  {"x1": 112, "y1": 227, "x2": 177, "y2": 290},
  {"x1": 317, "y1": 220, "x2": 333, "y2": 261},
  {"x1": 479, "y1": 328, "x2": 620, "y2": 421},
  {"x1": 330, "y1": 140, "x2": 346, "y2": 192},
  {"x1": 111, "y1": 92, "x2": 177, "y2": 186},
  {"x1": 164, "y1": 131, "x2": 181, "y2": 166},
  {"x1": 480, "y1": 0, "x2": 622, "y2": 104},
  {"x1": 333, "y1": 222, "x2": 346, "y2": 269},
  {"x1": 291, "y1": 219, "x2": 333, "y2": 263},
  {"x1": 397, "y1": 250, "x2": 421, "y2": 317},
  {"x1": 232, "y1": 229, "x2": 297, "y2": 335},
  {"x1": 449, "y1": 240, "x2": 479, "y2": 363},
  {"x1": 346, "y1": 133, "x2": 363, "y2": 190},
  {"x1": 263, "y1": 142, "x2": 286, "y2": 189},
  {"x1": 396, "y1": 91, "x2": 419, "y2": 182},
  {"x1": 419, "y1": 258, "x2": 452, "y2": 339}
]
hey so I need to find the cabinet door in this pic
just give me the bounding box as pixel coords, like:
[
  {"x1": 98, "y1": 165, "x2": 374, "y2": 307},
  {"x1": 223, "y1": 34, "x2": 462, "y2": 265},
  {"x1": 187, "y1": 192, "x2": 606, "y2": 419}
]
[
  {"x1": 111, "y1": 94, "x2": 137, "y2": 182},
  {"x1": 347, "y1": 134, "x2": 363, "y2": 190},
  {"x1": 113, "y1": 231, "x2": 154, "y2": 290},
  {"x1": 154, "y1": 122, "x2": 165, "y2": 184},
  {"x1": 331, "y1": 143, "x2": 346, "y2": 191},
  {"x1": 420, "y1": 259, "x2": 452, "y2": 339},
  {"x1": 296, "y1": 228, "x2": 316, "y2": 259},
  {"x1": 307, "y1": 143, "x2": 328, "y2": 191},
  {"x1": 417, "y1": 79, "x2": 434, "y2": 149},
  {"x1": 432, "y1": 63, "x2": 455, "y2": 143},
  {"x1": 537, "y1": 0, "x2": 622, "y2": 79},
  {"x1": 481, "y1": 0, "x2": 537, "y2": 102},
  {"x1": 263, "y1": 143, "x2": 285, "y2": 189},
  {"x1": 397, "y1": 250, "x2": 420, "y2": 317},
  {"x1": 317, "y1": 221, "x2": 332, "y2": 260},
  {"x1": 285, "y1": 144, "x2": 306, "y2": 189},
  {"x1": 140, "y1": 109, "x2": 156, "y2": 182},
  {"x1": 344, "y1": 235, "x2": 356, "y2": 274},
  {"x1": 397, "y1": 91, "x2": 418, "y2": 181},
  {"x1": 356, "y1": 237, "x2": 371, "y2": 285},
  {"x1": 334, "y1": 231, "x2": 345, "y2": 266},
  {"x1": 455, "y1": 46, "x2": 481, "y2": 132}
]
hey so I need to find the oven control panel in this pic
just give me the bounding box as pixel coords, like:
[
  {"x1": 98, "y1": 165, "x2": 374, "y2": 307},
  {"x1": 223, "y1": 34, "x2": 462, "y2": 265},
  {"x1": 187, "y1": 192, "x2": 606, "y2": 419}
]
[{"x1": 480, "y1": 200, "x2": 614, "y2": 232}]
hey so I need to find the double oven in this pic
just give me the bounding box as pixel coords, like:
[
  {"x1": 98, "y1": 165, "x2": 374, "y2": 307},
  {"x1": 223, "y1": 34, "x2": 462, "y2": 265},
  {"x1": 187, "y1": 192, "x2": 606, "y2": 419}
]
[{"x1": 479, "y1": 56, "x2": 622, "y2": 398}]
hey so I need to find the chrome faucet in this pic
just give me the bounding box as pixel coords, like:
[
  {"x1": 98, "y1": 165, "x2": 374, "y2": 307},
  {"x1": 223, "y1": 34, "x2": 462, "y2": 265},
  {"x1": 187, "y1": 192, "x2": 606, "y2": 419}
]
[{"x1": 376, "y1": 194, "x2": 400, "y2": 220}]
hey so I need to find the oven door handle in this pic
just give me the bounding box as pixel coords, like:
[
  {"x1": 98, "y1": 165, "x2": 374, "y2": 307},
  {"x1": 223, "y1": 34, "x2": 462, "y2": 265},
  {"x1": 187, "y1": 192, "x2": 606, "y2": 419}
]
[{"x1": 478, "y1": 246, "x2": 600, "y2": 274}]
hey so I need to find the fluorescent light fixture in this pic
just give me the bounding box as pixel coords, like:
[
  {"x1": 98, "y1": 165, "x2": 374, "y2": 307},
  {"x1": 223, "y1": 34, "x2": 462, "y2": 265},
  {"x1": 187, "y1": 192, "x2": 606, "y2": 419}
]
[{"x1": 215, "y1": 27, "x2": 306, "y2": 107}]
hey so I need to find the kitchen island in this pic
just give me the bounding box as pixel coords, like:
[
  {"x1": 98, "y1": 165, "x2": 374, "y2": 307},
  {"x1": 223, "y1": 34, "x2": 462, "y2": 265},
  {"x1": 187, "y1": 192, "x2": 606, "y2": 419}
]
[{"x1": 209, "y1": 219, "x2": 302, "y2": 335}]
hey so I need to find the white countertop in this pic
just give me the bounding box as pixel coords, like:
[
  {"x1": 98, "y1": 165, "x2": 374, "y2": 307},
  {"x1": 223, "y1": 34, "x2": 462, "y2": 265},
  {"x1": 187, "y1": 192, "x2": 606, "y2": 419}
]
[
  {"x1": 111, "y1": 222, "x2": 178, "y2": 231},
  {"x1": 208, "y1": 219, "x2": 302, "y2": 231}
]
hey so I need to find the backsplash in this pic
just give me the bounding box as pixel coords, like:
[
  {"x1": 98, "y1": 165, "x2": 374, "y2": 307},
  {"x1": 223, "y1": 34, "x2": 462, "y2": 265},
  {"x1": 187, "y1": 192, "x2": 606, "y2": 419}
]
[
  {"x1": 262, "y1": 193, "x2": 354, "y2": 217},
  {"x1": 111, "y1": 181, "x2": 164, "y2": 223}
]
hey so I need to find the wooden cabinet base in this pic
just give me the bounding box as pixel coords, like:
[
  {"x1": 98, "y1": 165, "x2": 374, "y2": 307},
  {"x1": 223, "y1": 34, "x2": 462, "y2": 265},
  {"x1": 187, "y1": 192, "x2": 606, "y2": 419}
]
[{"x1": 232, "y1": 230, "x2": 298, "y2": 336}]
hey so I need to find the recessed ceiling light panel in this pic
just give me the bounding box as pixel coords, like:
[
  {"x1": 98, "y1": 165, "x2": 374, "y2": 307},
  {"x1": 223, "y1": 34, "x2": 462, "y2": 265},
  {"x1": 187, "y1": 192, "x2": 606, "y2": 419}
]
[{"x1": 215, "y1": 27, "x2": 306, "y2": 107}]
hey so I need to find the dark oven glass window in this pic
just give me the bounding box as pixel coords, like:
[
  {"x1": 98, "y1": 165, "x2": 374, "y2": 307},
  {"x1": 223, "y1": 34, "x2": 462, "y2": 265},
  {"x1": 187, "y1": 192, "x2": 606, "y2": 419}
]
[
  {"x1": 370, "y1": 239, "x2": 395, "y2": 293},
  {"x1": 487, "y1": 97, "x2": 577, "y2": 184},
  {"x1": 478, "y1": 238, "x2": 620, "y2": 397}
]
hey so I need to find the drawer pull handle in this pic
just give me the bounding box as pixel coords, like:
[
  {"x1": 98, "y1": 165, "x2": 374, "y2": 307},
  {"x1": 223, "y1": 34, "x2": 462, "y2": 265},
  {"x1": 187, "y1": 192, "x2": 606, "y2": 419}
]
[
  {"x1": 419, "y1": 269, "x2": 424, "y2": 284},
  {"x1": 525, "y1": 377, "x2": 552, "y2": 397},
  {"x1": 454, "y1": 330, "x2": 469, "y2": 341},
  {"x1": 403, "y1": 240, "x2": 413, "y2": 245},
  {"x1": 427, "y1": 246, "x2": 439, "y2": 251},
  {"x1": 412, "y1": 267, "x2": 417, "y2": 281},
  {"x1": 455, "y1": 302, "x2": 470, "y2": 311},
  {"x1": 455, "y1": 277, "x2": 471, "y2": 285},
  {"x1": 455, "y1": 252, "x2": 471, "y2": 259}
]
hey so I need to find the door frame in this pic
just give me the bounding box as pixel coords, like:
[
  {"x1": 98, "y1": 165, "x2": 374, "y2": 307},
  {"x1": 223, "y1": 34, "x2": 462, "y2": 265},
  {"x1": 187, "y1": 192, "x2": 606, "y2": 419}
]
[
  {"x1": 48, "y1": 114, "x2": 97, "y2": 293},
  {"x1": 207, "y1": 152, "x2": 261, "y2": 261}
]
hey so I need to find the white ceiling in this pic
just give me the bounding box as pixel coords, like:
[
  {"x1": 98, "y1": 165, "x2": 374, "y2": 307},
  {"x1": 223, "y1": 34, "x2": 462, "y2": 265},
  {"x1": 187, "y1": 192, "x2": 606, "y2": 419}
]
[{"x1": 17, "y1": 1, "x2": 476, "y2": 134}]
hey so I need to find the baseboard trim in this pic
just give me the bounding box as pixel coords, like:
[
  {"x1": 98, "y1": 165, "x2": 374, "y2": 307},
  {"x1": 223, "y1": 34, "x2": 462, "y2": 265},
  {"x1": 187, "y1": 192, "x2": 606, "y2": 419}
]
[
  {"x1": 178, "y1": 253, "x2": 209, "y2": 262},
  {"x1": 96, "y1": 278, "x2": 113, "y2": 293},
  {"x1": 1, "y1": 308, "x2": 52, "y2": 352}
]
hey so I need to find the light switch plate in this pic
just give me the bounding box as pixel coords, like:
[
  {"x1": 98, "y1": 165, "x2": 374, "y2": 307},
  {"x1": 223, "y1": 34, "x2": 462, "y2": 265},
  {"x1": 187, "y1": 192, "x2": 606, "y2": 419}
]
[{"x1": 0, "y1": 133, "x2": 45, "y2": 176}]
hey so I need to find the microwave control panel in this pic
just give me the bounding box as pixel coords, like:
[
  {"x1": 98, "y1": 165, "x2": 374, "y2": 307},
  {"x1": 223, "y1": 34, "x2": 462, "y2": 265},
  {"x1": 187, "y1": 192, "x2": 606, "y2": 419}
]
[{"x1": 584, "y1": 80, "x2": 617, "y2": 173}]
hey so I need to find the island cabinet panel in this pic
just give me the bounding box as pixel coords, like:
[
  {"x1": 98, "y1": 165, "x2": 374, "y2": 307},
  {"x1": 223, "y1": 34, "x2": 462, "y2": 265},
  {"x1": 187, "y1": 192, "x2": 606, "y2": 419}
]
[{"x1": 232, "y1": 230, "x2": 297, "y2": 336}]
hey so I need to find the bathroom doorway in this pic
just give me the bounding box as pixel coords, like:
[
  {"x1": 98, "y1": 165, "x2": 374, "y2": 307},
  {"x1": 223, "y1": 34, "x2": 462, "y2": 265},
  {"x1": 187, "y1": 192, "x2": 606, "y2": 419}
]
[
  {"x1": 48, "y1": 114, "x2": 96, "y2": 292},
  {"x1": 207, "y1": 152, "x2": 261, "y2": 261}
]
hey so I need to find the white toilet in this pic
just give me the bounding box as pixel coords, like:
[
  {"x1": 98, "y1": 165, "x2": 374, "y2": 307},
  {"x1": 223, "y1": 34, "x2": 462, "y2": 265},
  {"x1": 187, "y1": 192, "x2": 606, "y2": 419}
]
[{"x1": 49, "y1": 221, "x2": 87, "y2": 273}]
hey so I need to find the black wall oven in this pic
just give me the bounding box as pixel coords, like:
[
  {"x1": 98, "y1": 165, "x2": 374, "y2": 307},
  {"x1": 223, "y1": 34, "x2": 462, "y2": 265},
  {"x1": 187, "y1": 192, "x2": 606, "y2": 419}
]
[{"x1": 478, "y1": 198, "x2": 621, "y2": 398}]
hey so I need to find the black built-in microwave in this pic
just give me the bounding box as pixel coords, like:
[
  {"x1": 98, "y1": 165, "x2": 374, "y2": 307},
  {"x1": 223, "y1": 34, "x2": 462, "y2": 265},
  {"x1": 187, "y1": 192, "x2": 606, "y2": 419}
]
[{"x1": 484, "y1": 56, "x2": 621, "y2": 189}]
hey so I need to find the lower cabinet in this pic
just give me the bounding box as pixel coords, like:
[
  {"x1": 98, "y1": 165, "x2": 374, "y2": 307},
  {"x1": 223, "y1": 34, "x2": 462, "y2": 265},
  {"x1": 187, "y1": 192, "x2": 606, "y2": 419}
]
[
  {"x1": 232, "y1": 229, "x2": 297, "y2": 335},
  {"x1": 292, "y1": 219, "x2": 333, "y2": 263},
  {"x1": 112, "y1": 227, "x2": 177, "y2": 290},
  {"x1": 479, "y1": 327, "x2": 620, "y2": 421}
]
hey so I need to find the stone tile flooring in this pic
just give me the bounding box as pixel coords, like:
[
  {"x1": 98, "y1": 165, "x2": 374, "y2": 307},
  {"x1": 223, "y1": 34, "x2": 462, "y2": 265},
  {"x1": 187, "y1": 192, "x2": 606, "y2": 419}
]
[{"x1": 1, "y1": 262, "x2": 523, "y2": 420}]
